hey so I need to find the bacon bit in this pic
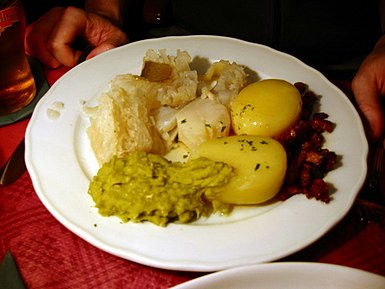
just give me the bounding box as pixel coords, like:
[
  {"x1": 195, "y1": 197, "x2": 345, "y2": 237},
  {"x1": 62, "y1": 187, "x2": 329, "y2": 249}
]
[
  {"x1": 277, "y1": 83, "x2": 337, "y2": 203},
  {"x1": 305, "y1": 151, "x2": 323, "y2": 165},
  {"x1": 309, "y1": 179, "x2": 331, "y2": 203},
  {"x1": 300, "y1": 163, "x2": 312, "y2": 187}
]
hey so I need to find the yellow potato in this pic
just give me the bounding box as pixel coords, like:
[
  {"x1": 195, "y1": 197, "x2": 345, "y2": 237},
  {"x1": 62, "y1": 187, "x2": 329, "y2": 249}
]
[
  {"x1": 192, "y1": 135, "x2": 287, "y2": 204},
  {"x1": 230, "y1": 79, "x2": 302, "y2": 137}
]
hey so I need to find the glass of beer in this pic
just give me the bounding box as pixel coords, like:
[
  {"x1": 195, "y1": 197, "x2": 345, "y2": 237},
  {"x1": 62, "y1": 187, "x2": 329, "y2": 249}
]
[{"x1": 0, "y1": 0, "x2": 36, "y2": 116}]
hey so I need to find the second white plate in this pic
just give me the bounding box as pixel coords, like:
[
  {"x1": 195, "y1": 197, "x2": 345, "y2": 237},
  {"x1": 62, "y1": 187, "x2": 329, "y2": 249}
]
[{"x1": 171, "y1": 263, "x2": 385, "y2": 289}]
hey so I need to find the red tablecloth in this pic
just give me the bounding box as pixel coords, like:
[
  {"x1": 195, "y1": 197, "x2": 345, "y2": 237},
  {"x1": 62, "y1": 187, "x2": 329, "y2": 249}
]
[{"x1": 0, "y1": 66, "x2": 384, "y2": 289}]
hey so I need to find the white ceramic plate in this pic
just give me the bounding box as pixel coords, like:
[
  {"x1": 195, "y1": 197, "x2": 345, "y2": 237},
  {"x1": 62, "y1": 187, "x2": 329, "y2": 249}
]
[
  {"x1": 25, "y1": 35, "x2": 368, "y2": 272},
  {"x1": 170, "y1": 262, "x2": 385, "y2": 289}
]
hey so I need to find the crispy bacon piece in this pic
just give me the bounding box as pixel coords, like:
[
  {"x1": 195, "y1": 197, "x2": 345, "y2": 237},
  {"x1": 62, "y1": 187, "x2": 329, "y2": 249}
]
[
  {"x1": 277, "y1": 82, "x2": 337, "y2": 203},
  {"x1": 311, "y1": 113, "x2": 335, "y2": 133}
]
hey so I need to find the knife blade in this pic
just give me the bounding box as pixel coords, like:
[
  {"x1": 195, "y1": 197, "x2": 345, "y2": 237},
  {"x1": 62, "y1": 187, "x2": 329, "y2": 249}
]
[
  {"x1": 0, "y1": 139, "x2": 26, "y2": 186},
  {"x1": 0, "y1": 251, "x2": 27, "y2": 289}
]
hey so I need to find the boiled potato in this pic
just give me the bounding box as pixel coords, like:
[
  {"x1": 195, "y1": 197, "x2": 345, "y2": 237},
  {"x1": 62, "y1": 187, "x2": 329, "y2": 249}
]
[
  {"x1": 230, "y1": 79, "x2": 302, "y2": 137},
  {"x1": 192, "y1": 135, "x2": 287, "y2": 204}
]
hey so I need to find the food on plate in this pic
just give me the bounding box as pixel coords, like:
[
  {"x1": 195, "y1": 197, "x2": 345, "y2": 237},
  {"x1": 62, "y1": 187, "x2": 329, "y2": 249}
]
[
  {"x1": 141, "y1": 61, "x2": 172, "y2": 82},
  {"x1": 191, "y1": 135, "x2": 287, "y2": 204},
  {"x1": 88, "y1": 151, "x2": 233, "y2": 226},
  {"x1": 230, "y1": 79, "x2": 302, "y2": 137},
  {"x1": 86, "y1": 49, "x2": 247, "y2": 165},
  {"x1": 86, "y1": 49, "x2": 337, "y2": 226},
  {"x1": 200, "y1": 60, "x2": 248, "y2": 108},
  {"x1": 276, "y1": 82, "x2": 336, "y2": 203},
  {"x1": 175, "y1": 97, "x2": 230, "y2": 150},
  {"x1": 277, "y1": 82, "x2": 337, "y2": 203},
  {"x1": 86, "y1": 86, "x2": 166, "y2": 166},
  {"x1": 86, "y1": 49, "x2": 197, "y2": 165}
]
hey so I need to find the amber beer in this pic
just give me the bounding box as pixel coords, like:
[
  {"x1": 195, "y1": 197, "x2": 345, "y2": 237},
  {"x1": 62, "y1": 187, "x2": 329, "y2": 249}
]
[{"x1": 0, "y1": 0, "x2": 36, "y2": 116}]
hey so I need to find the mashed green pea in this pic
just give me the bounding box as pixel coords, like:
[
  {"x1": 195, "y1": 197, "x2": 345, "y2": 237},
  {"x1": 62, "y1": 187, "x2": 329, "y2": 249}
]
[{"x1": 88, "y1": 151, "x2": 233, "y2": 226}]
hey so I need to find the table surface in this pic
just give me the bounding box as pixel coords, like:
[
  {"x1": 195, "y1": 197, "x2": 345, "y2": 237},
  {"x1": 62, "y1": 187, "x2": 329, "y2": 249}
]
[{"x1": 0, "y1": 65, "x2": 384, "y2": 289}]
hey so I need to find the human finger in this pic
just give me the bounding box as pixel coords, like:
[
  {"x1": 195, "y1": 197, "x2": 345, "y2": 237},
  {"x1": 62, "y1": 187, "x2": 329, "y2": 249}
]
[
  {"x1": 46, "y1": 7, "x2": 88, "y2": 67},
  {"x1": 81, "y1": 10, "x2": 128, "y2": 58},
  {"x1": 352, "y1": 72, "x2": 384, "y2": 141},
  {"x1": 85, "y1": 33, "x2": 128, "y2": 60},
  {"x1": 24, "y1": 8, "x2": 64, "y2": 68},
  {"x1": 85, "y1": 43, "x2": 116, "y2": 60}
]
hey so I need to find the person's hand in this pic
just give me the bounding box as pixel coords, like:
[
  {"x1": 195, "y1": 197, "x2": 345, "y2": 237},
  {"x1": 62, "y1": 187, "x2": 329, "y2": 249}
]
[
  {"x1": 25, "y1": 6, "x2": 128, "y2": 68},
  {"x1": 352, "y1": 35, "x2": 385, "y2": 143}
]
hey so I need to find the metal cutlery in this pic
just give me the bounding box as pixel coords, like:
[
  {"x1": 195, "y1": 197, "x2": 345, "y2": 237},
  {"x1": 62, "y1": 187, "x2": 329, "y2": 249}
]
[{"x1": 0, "y1": 139, "x2": 26, "y2": 186}]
